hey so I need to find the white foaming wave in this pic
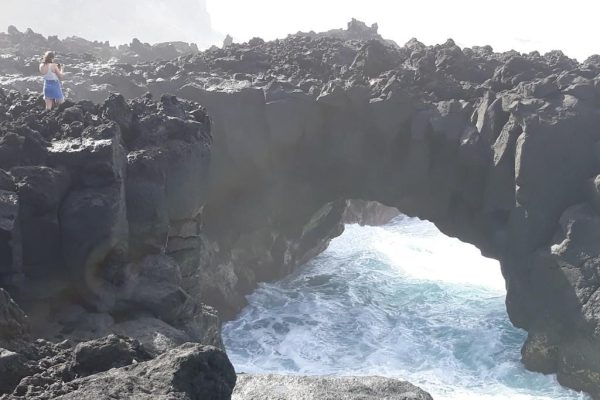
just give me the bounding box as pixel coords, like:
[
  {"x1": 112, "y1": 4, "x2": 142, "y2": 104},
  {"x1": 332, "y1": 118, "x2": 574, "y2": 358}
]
[
  {"x1": 223, "y1": 216, "x2": 590, "y2": 400},
  {"x1": 331, "y1": 217, "x2": 506, "y2": 293}
]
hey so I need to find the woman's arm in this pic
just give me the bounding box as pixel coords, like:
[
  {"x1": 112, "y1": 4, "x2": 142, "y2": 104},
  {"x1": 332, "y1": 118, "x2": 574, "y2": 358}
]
[{"x1": 52, "y1": 64, "x2": 65, "y2": 80}]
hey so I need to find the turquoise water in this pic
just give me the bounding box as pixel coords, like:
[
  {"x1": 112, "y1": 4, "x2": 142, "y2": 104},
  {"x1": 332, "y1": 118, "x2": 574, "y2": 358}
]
[{"x1": 222, "y1": 216, "x2": 589, "y2": 399}]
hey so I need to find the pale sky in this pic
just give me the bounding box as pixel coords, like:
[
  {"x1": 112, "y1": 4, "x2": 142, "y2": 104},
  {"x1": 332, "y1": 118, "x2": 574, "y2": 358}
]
[
  {"x1": 0, "y1": 0, "x2": 597, "y2": 61},
  {"x1": 0, "y1": 0, "x2": 219, "y2": 47}
]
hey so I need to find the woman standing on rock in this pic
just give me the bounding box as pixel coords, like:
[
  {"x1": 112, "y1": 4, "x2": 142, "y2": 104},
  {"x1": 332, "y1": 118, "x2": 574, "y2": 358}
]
[{"x1": 39, "y1": 51, "x2": 65, "y2": 110}]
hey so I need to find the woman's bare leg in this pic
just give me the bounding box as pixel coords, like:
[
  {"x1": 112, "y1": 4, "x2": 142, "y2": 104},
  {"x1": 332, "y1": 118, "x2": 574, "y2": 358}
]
[{"x1": 44, "y1": 99, "x2": 53, "y2": 110}]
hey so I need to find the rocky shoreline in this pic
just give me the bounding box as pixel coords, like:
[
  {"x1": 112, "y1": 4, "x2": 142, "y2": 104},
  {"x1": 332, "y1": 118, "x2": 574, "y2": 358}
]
[{"x1": 1, "y1": 19, "x2": 600, "y2": 398}]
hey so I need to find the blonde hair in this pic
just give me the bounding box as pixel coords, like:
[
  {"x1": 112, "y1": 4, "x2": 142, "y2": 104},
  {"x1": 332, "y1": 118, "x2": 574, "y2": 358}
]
[{"x1": 42, "y1": 51, "x2": 55, "y2": 64}]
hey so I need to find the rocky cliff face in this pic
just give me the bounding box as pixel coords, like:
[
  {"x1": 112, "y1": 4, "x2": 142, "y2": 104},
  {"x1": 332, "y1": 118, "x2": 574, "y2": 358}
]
[
  {"x1": 1, "y1": 22, "x2": 600, "y2": 397},
  {"x1": 0, "y1": 86, "x2": 223, "y2": 352}
]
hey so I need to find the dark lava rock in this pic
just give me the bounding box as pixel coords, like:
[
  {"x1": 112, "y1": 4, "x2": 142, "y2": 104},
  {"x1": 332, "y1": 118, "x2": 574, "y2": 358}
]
[
  {"x1": 0, "y1": 335, "x2": 149, "y2": 397},
  {"x1": 6, "y1": 343, "x2": 235, "y2": 400},
  {"x1": 0, "y1": 90, "x2": 221, "y2": 397},
  {"x1": 0, "y1": 90, "x2": 211, "y2": 296},
  {"x1": 71, "y1": 334, "x2": 151, "y2": 376}
]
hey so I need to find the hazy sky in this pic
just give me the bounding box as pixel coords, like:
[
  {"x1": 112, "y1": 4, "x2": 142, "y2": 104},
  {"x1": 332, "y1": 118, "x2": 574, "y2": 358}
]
[
  {"x1": 1, "y1": 0, "x2": 597, "y2": 60},
  {"x1": 0, "y1": 0, "x2": 220, "y2": 46}
]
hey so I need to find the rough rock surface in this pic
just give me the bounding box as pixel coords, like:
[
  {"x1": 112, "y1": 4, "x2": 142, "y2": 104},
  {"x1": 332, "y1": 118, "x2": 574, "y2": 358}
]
[
  {"x1": 48, "y1": 343, "x2": 235, "y2": 400},
  {"x1": 0, "y1": 337, "x2": 235, "y2": 400},
  {"x1": 2, "y1": 20, "x2": 600, "y2": 397},
  {"x1": 0, "y1": 333, "x2": 148, "y2": 397},
  {"x1": 232, "y1": 375, "x2": 433, "y2": 400},
  {"x1": 0, "y1": 89, "x2": 220, "y2": 366}
]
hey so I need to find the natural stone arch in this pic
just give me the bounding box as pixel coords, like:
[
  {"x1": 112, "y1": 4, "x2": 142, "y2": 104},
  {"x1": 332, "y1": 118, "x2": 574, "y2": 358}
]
[
  {"x1": 182, "y1": 80, "x2": 600, "y2": 396},
  {"x1": 1, "y1": 24, "x2": 599, "y2": 397}
]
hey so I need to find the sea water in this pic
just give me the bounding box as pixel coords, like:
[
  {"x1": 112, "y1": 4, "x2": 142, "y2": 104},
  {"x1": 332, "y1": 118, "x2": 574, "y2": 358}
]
[{"x1": 222, "y1": 216, "x2": 590, "y2": 399}]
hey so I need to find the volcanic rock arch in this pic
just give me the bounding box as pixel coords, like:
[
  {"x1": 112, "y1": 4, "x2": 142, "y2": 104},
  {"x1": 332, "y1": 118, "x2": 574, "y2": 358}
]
[
  {"x1": 1, "y1": 24, "x2": 600, "y2": 397},
  {"x1": 179, "y1": 79, "x2": 600, "y2": 397}
]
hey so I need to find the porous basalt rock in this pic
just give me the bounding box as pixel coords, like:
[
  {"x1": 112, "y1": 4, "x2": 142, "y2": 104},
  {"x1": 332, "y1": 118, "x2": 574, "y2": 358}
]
[
  {"x1": 0, "y1": 337, "x2": 234, "y2": 400},
  {"x1": 1, "y1": 329, "x2": 152, "y2": 396},
  {"x1": 44, "y1": 343, "x2": 235, "y2": 400}
]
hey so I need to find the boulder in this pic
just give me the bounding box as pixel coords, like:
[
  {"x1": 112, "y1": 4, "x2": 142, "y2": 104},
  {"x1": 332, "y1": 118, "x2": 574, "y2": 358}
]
[
  {"x1": 16, "y1": 343, "x2": 236, "y2": 400},
  {"x1": 71, "y1": 334, "x2": 151, "y2": 376},
  {"x1": 232, "y1": 375, "x2": 433, "y2": 400}
]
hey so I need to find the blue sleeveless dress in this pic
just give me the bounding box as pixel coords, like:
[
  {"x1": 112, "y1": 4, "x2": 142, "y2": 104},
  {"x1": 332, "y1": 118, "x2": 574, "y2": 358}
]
[{"x1": 42, "y1": 64, "x2": 64, "y2": 101}]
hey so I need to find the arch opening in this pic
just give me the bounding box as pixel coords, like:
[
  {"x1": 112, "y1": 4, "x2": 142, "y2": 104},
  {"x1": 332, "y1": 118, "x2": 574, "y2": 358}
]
[{"x1": 222, "y1": 207, "x2": 583, "y2": 399}]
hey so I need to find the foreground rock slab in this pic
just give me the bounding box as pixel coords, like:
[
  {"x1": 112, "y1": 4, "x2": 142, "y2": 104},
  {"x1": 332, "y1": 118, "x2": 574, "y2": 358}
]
[
  {"x1": 2, "y1": 341, "x2": 235, "y2": 400},
  {"x1": 232, "y1": 374, "x2": 433, "y2": 400}
]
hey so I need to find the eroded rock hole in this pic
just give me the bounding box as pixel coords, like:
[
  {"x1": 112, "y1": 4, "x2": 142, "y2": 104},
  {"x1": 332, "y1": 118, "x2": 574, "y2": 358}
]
[{"x1": 223, "y1": 207, "x2": 584, "y2": 399}]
